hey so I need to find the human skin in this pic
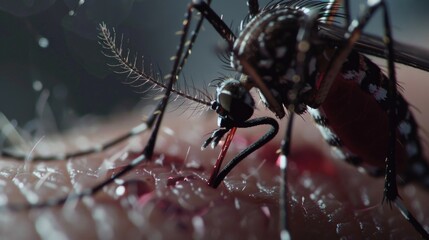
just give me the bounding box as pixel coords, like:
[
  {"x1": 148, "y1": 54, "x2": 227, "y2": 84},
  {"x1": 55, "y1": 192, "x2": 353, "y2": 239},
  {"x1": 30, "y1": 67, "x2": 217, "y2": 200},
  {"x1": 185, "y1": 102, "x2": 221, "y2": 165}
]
[{"x1": 0, "y1": 66, "x2": 428, "y2": 239}]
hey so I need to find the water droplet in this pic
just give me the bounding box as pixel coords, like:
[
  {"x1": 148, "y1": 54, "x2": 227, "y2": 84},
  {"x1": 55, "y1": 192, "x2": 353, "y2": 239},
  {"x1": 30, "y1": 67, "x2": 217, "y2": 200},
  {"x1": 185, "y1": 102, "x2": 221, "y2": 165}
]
[
  {"x1": 37, "y1": 37, "x2": 49, "y2": 48},
  {"x1": 261, "y1": 205, "x2": 271, "y2": 218},
  {"x1": 32, "y1": 80, "x2": 43, "y2": 91},
  {"x1": 115, "y1": 179, "x2": 153, "y2": 198},
  {"x1": 115, "y1": 185, "x2": 126, "y2": 196},
  {"x1": 166, "y1": 175, "x2": 196, "y2": 187}
]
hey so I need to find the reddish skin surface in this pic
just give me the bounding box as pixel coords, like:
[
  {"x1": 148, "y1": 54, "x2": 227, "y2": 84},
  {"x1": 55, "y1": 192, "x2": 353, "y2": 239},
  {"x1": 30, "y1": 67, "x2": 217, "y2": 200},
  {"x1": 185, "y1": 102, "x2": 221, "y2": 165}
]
[{"x1": 0, "y1": 67, "x2": 428, "y2": 239}]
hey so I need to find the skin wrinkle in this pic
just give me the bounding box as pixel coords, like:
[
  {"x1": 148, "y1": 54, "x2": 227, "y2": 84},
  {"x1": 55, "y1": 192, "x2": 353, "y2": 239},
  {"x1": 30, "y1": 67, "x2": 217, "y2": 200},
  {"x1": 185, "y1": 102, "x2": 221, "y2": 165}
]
[{"x1": 0, "y1": 65, "x2": 429, "y2": 238}]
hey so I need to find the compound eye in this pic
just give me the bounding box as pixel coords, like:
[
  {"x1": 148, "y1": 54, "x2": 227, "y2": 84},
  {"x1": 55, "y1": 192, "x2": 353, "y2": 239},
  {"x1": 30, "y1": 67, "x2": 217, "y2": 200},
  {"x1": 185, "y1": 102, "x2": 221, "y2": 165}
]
[{"x1": 217, "y1": 79, "x2": 254, "y2": 123}]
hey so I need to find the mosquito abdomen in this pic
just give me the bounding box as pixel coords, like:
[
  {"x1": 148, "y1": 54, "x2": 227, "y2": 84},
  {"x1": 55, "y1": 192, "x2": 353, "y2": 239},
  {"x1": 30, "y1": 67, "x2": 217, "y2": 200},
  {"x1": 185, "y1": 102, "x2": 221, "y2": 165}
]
[{"x1": 315, "y1": 50, "x2": 429, "y2": 188}]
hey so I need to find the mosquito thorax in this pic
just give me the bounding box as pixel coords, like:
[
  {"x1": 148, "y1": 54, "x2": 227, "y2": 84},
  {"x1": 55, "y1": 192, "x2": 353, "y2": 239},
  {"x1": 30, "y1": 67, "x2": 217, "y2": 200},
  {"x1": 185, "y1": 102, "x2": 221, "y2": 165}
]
[
  {"x1": 231, "y1": 6, "x2": 320, "y2": 115},
  {"x1": 212, "y1": 78, "x2": 255, "y2": 124}
]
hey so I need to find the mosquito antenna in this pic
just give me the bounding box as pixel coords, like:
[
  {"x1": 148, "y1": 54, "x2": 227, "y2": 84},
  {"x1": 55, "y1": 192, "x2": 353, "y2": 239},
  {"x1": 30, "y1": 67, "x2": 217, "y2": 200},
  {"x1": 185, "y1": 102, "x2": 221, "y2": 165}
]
[
  {"x1": 1, "y1": 0, "x2": 224, "y2": 163},
  {"x1": 98, "y1": 23, "x2": 212, "y2": 107},
  {"x1": 1, "y1": 2, "x2": 199, "y2": 211}
]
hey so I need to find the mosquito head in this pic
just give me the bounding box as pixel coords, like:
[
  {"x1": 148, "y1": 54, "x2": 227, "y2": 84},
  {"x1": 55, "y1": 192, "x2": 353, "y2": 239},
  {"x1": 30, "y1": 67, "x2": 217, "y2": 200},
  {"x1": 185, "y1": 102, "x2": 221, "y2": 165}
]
[
  {"x1": 231, "y1": 7, "x2": 318, "y2": 115},
  {"x1": 211, "y1": 78, "x2": 254, "y2": 124}
]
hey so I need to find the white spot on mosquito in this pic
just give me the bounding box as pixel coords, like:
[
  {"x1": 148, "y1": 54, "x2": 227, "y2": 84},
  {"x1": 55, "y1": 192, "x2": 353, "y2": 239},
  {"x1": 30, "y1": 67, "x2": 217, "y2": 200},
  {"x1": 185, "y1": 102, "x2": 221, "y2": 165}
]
[
  {"x1": 398, "y1": 121, "x2": 412, "y2": 136},
  {"x1": 230, "y1": 54, "x2": 236, "y2": 69},
  {"x1": 277, "y1": 15, "x2": 287, "y2": 21},
  {"x1": 238, "y1": 32, "x2": 251, "y2": 55},
  {"x1": 301, "y1": 7, "x2": 310, "y2": 14},
  {"x1": 357, "y1": 167, "x2": 367, "y2": 174},
  {"x1": 368, "y1": 84, "x2": 387, "y2": 101},
  {"x1": 343, "y1": 70, "x2": 358, "y2": 80},
  {"x1": 318, "y1": 125, "x2": 335, "y2": 141},
  {"x1": 279, "y1": 155, "x2": 287, "y2": 170},
  {"x1": 275, "y1": 46, "x2": 287, "y2": 58},
  {"x1": 220, "y1": 90, "x2": 232, "y2": 96},
  {"x1": 331, "y1": 147, "x2": 346, "y2": 160},
  {"x1": 357, "y1": 70, "x2": 366, "y2": 84},
  {"x1": 258, "y1": 59, "x2": 273, "y2": 69},
  {"x1": 308, "y1": 57, "x2": 316, "y2": 76},
  {"x1": 406, "y1": 142, "x2": 418, "y2": 157},
  {"x1": 257, "y1": 89, "x2": 269, "y2": 107},
  {"x1": 307, "y1": 107, "x2": 320, "y2": 118},
  {"x1": 281, "y1": 230, "x2": 291, "y2": 240},
  {"x1": 317, "y1": 199, "x2": 327, "y2": 210}
]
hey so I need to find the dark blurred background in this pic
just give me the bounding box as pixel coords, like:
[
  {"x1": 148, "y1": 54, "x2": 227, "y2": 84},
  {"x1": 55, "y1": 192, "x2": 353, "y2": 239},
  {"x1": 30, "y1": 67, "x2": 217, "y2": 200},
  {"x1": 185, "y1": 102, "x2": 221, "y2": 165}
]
[{"x1": 0, "y1": 0, "x2": 427, "y2": 132}]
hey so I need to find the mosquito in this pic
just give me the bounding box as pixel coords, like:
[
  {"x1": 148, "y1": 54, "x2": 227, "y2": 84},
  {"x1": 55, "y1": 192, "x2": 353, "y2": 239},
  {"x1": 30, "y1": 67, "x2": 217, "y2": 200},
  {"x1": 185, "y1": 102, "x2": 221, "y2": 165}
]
[{"x1": 1, "y1": 0, "x2": 429, "y2": 239}]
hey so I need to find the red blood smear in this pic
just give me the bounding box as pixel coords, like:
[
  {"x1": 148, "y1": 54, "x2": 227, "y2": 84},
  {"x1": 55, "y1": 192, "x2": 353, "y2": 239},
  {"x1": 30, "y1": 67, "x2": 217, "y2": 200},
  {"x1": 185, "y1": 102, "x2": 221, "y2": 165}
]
[
  {"x1": 276, "y1": 147, "x2": 338, "y2": 177},
  {"x1": 235, "y1": 130, "x2": 337, "y2": 177}
]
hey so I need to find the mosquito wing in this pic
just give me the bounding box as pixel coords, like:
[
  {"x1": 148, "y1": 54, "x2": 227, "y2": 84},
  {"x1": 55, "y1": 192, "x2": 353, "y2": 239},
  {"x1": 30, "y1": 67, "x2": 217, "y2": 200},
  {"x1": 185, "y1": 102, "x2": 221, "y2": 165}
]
[{"x1": 319, "y1": 23, "x2": 429, "y2": 73}]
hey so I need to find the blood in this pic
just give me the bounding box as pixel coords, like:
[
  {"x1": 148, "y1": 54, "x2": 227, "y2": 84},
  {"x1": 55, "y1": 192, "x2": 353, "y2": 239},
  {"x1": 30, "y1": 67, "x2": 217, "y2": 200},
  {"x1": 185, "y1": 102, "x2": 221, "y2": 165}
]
[{"x1": 288, "y1": 147, "x2": 337, "y2": 176}]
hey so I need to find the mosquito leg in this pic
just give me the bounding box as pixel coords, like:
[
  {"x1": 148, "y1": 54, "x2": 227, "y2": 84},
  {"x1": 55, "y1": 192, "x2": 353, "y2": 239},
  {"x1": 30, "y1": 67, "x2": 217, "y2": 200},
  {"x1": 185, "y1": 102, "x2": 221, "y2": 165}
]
[
  {"x1": 247, "y1": 0, "x2": 259, "y2": 18},
  {"x1": 278, "y1": 113, "x2": 294, "y2": 240},
  {"x1": 208, "y1": 117, "x2": 279, "y2": 188},
  {"x1": 191, "y1": 0, "x2": 236, "y2": 47},
  {"x1": 314, "y1": 0, "x2": 395, "y2": 107},
  {"x1": 275, "y1": 10, "x2": 321, "y2": 239},
  {"x1": 375, "y1": 0, "x2": 429, "y2": 238},
  {"x1": 323, "y1": 0, "x2": 344, "y2": 25},
  {"x1": 1, "y1": 0, "x2": 214, "y2": 162},
  {"x1": 320, "y1": 0, "x2": 429, "y2": 237},
  {"x1": 1, "y1": 121, "x2": 150, "y2": 161},
  {"x1": 1, "y1": 3, "x2": 197, "y2": 211},
  {"x1": 178, "y1": 0, "x2": 213, "y2": 72},
  {"x1": 343, "y1": 0, "x2": 351, "y2": 26},
  {"x1": 372, "y1": 1, "x2": 398, "y2": 204},
  {"x1": 325, "y1": 0, "x2": 351, "y2": 26}
]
